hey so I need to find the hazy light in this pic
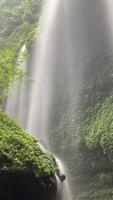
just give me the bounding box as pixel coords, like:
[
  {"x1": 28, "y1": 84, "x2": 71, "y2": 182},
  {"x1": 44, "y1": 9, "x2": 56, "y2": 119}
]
[{"x1": 104, "y1": 0, "x2": 113, "y2": 45}]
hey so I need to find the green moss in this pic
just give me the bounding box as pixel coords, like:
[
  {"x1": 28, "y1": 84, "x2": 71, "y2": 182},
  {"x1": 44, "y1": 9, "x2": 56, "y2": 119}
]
[
  {"x1": 0, "y1": 111, "x2": 55, "y2": 177},
  {"x1": 0, "y1": 111, "x2": 57, "y2": 199}
]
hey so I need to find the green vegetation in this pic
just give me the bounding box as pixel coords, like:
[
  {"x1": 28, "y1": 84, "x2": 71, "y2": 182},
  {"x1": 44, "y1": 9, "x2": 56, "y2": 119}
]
[
  {"x1": 0, "y1": 111, "x2": 57, "y2": 200},
  {"x1": 0, "y1": 0, "x2": 43, "y2": 106},
  {"x1": 49, "y1": 47, "x2": 113, "y2": 199},
  {"x1": 1, "y1": 0, "x2": 113, "y2": 199},
  {"x1": 0, "y1": 1, "x2": 58, "y2": 199},
  {"x1": 77, "y1": 189, "x2": 113, "y2": 200},
  {"x1": 84, "y1": 96, "x2": 113, "y2": 152},
  {"x1": 0, "y1": 111, "x2": 55, "y2": 176}
]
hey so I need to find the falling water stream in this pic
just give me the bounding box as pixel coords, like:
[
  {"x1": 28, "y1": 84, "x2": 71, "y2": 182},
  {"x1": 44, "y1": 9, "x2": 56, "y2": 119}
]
[
  {"x1": 5, "y1": 0, "x2": 113, "y2": 199},
  {"x1": 5, "y1": 44, "x2": 27, "y2": 127},
  {"x1": 55, "y1": 157, "x2": 71, "y2": 200}
]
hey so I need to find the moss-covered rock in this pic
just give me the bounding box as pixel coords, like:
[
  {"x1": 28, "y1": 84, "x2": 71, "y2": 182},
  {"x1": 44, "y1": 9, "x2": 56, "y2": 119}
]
[{"x1": 0, "y1": 111, "x2": 57, "y2": 200}]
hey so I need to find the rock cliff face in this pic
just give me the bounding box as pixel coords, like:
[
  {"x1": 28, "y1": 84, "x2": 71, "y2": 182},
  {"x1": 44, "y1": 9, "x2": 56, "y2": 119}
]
[{"x1": 0, "y1": 111, "x2": 57, "y2": 200}]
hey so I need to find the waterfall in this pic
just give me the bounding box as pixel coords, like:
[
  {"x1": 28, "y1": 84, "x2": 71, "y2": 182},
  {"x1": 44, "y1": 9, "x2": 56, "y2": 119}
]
[
  {"x1": 5, "y1": 44, "x2": 28, "y2": 127},
  {"x1": 26, "y1": 0, "x2": 60, "y2": 136},
  {"x1": 25, "y1": 0, "x2": 88, "y2": 138},
  {"x1": 5, "y1": 0, "x2": 113, "y2": 199},
  {"x1": 36, "y1": 142, "x2": 71, "y2": 200},
  {"x1": 55, "y1": 157, "x2": 72, "y2": 200},
  {"x1": 6, "y1": 0, "x2": 91, "y2": 140}
]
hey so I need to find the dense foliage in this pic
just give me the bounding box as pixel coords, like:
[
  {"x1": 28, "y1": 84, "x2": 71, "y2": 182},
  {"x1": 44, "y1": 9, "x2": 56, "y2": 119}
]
[{"x1": 0, "y1": 0, "x2": 43, "y2": 105}]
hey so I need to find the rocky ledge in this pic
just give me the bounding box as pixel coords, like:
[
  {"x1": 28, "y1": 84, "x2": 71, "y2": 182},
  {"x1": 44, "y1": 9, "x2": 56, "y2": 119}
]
[{"x1": 0, "y1": 111, "x2": 57, "y2": 200}]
